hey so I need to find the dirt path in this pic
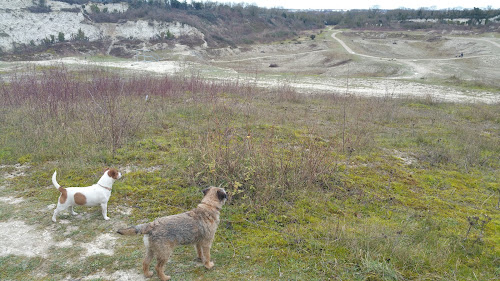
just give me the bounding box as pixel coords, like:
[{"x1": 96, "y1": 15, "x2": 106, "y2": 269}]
[
  {"x1": 458, "y1": 37, "x2": 500, "y2": 49},
  {"x1": 2, "y1": 29, "x2": 499, "y2": 104},
  {"x1": 215, "y1": 49, "x2": 329, "y2": 63},
  {"x1": 330, "y1": 31, "x2": 499, "y2": 80},
  {"x1": 330, "y1": 31, "x2": 500, "y2": 92},
  {"x1": 331, "y1": 31, "x2": 499, "y2": 61}
]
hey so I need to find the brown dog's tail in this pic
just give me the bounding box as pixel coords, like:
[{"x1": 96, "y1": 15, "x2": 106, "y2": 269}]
[{"x1": 117, "y1": 223, "x2": 151, "y2": 235}]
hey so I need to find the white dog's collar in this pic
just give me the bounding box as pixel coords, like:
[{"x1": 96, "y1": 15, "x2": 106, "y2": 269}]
[{"x1": 98, "y1": 183, "x2": 112, "y2": 191}]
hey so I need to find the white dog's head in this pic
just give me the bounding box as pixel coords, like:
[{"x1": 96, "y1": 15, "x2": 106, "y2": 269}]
[
  {"x1": 97, "y1": 168, "x2": 122, "y2": 189},
  {"x1": 104, "y1": 168, "x2": 122, "y2": 181}
]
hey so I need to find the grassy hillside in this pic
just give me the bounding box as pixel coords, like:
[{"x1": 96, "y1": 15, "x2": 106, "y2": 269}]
[
  {"x1": 86, "y1": 2, "x2": 324, "y2": 47},
  {"x1": 0, "y1": 66, "x2": 499, "y2": 280}
]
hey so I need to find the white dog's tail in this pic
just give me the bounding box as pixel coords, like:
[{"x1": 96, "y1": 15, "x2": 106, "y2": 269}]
[{"x1": 52, "y1": 171, "x2": 61, "y2": 189}]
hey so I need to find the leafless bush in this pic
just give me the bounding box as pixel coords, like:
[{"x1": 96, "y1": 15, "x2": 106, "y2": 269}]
[
  {"x1": 0, "y1": 66, "x2": 244, "y2": 159},
  {"x1": 273, "y1": 80, "x2": 302, "y2": 103},
  {"x1": 464, "y1": 215, "x2": 492, "y2": 244}
]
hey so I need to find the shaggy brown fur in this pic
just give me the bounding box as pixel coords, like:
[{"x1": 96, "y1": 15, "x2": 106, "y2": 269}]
[{"x1": 117, "y1": 186, "x2": 227, "y2": 281}]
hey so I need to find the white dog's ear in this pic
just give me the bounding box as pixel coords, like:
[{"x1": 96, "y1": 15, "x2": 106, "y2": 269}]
[{"x1": 107, "y1": 168, "x2": 119, "y2": 179}]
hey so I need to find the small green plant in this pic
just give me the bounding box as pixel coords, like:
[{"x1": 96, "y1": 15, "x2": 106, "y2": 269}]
[
  {"x1": 41, "y1": 36, "x2": 52, "y2": 46},
  {"x1": 58, "y1": 32, "x2": 65, "y2": 42},
  {"x1": 361, "y1": 253, "x2": 403, "y2": 281},
  {"x1": 28, "y1": 0, "x2": 51, "y2": 13},
  {"x1": 71, "y1": 28, "x2": 88, "y2": 41},
  {"x1": 166, "y1": 29, "x2": 173, "y2": 39},
  {"x1": 90, "y1": 4, "x2": 100, "y2": 13}
]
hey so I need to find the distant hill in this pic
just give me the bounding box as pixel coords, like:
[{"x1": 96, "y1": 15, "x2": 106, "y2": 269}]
[
  {"x1": 1, "y1": 0, "x2": 498, "y2": 60},
  {"x1": 0, "y1": 0, "x2": 324, "y2": 59}
]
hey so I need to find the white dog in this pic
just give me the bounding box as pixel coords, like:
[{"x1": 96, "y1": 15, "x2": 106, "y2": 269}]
[{"x1": 51, "y1": 168, "x2": 122, "y2": 222}]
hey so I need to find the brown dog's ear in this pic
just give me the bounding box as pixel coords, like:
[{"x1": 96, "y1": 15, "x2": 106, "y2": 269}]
[
  {"x1": 107, "y1": 168, "x2": 118, "y2": 179},
  {"x1": 217, "y1": 189, "x2": 227, "y2": 201},
  {"x1": 202, "y1": 187, "x2": 210, "y2": 196},
  {"x1": 104, "y1": 167, "x2": 110, "y2": 172}
]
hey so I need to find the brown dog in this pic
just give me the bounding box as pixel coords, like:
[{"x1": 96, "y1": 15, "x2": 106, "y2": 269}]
[{"x1": 117, "y1": 186, "x2": 227, "y2": 281}]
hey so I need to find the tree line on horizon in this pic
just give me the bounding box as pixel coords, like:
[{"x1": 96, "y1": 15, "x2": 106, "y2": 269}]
[{"x1": 51, "y1": 0, "x2": 500, "y2": 27}]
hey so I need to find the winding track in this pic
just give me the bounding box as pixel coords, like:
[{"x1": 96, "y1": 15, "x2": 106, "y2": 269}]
[
  {"x1": 330, "y1": 31, "x2": 500, "y2": 81},
  {"x1": 6, "y1": 29, "x2": 499, "y2": 103},
  {"x1": 214, "y1": 49, "x2": 329, "y2": 63},
  {"x1": 213, "y1": 30, "x2": 499, "y2": 78},
  {"x1": 331, "y1": 31, "x2": 500, "y2": 62}
]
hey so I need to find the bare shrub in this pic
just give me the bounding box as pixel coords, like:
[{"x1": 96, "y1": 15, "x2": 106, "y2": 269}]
[
  {"x1": 273, "y1": 80, "x2": 302, "y2": 103},
  {"x1": 84, "y1": 72, "x2": 149, "y2": 156},
  {"x1": 0, "y1": 66, "x2": 248, "y2": 161}
]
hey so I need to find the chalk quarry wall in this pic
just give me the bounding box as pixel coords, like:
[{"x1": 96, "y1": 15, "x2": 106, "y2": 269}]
[{"x1": 0, "y1": 0, "x2": 206, "y2": 52}]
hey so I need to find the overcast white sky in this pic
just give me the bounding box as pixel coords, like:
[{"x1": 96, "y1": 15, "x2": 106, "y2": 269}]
[{"x1": 234, "y1": 1, "x2": 499, "y2": 10}]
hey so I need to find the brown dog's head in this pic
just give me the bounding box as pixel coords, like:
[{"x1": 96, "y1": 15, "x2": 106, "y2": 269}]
[{"x1": 201, "y1": 186, "x2": 227, "y2": 209}]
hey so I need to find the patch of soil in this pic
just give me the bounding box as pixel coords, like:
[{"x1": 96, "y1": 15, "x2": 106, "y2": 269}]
[
  {"x1": 83, "y1": 269, "x2": 147, "y2": 281},
  {"x1": 0, "y1": 220, "x2": 53, "y2": 258},
  {"x1": 81, "y1": 233, "x2": 117, "y2": 257},
  {"x1": 0, "y1": 196, "x2": 24, "y2": 204}
]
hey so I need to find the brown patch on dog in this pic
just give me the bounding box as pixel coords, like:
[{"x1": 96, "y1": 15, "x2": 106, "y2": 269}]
[
  {"x1": 58, "y1": 187, "x2": 67, "y2": 204},
  {"x1": 74, "y1": 192, "x2": 87, "y2": 205},
  {"x1": 107, "y1": 168, "x2": 119, "y2": 179}
]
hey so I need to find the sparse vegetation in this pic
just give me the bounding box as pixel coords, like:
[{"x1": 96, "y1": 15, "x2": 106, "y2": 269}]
[
  {"x1": 58, "y1": 32, "x2": 65, "y2": 43},
  {"x1": 60, "y1": 7, "x2": 81, "y2": 13},
  {"x1": 84, "y1": 1, "x2": 325, "y2": 47},
  {"x1": 89, "y1": 4, "x2": 100, "y2": 14},
  {"x1": 5, "y1": 1, "x2": 499, "y2": 60},
  {"x1": 71, "y1": 28, "x2": 88, "y2": 41},
  {"x1": 27, "y1": 0, "x2": 52, "y2": 13},
  {"x1": 78, "y1": 1, "x2": 500, "y2": 38},
  {"x1": 4, "y1": 28, "x2": 92, "y2": 59},
  {"x1": 0, "y1": 66, "x2": 498, "y2": 280}
]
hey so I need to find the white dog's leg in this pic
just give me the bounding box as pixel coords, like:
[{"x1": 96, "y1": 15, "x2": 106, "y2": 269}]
[
  {"x1": 52, "y1": 209, "x2": 59, "y2": 222},
  {"x1": 101, "y1": 203, "x2": 109, "y2": 220},
  {"x1": 52, "y1": 205, "x2": 66, "y2": 222},
  {"x1": 71, "y1": 206, "x2": 78, "y2": 216}
]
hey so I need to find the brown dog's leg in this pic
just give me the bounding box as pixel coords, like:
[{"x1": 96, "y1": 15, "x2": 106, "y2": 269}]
[
  {"x1": 143, "y1": 248, "x2": 154, "y2": 278},
  {"x1": 155, "y1": 258, "x2": 170, "y2": 281},
  {"x1": 201, "y1": 245, "x2": 214, "y2": 269},
  {"x1": 195, "y1": 243, "x2": 203, "y2": 261}
]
